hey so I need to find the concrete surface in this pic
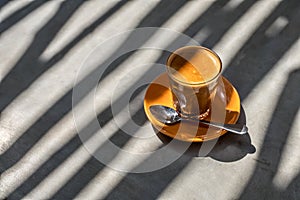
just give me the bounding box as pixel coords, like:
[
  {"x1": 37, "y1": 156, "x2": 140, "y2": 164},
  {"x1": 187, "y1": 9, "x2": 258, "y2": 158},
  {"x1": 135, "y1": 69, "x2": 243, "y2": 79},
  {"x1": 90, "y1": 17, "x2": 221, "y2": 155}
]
[{"x1": 0, "y1": 0, "x2": 300, "y2": 199}]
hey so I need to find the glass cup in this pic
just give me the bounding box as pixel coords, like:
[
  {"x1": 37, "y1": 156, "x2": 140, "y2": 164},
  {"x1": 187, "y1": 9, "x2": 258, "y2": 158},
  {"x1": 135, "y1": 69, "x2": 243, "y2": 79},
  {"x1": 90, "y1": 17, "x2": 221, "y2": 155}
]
[{"x1": 166, "y1": 46, "x2": 222, "y2": 119}]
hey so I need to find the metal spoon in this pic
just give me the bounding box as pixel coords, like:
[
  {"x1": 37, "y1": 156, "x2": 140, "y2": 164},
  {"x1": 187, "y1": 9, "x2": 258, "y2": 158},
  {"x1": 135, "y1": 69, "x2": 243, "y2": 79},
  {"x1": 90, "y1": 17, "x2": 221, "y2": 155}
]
[{"x1": 150, "y1": 105, "x2": 248, "y2": 135}]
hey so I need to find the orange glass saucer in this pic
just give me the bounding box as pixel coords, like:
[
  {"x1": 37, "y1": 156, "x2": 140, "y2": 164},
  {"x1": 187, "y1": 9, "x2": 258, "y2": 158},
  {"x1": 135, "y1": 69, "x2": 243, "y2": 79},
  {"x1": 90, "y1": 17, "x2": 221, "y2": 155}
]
[{"x1": 144, "y1": 73, "x2": 241, "y2": 142}]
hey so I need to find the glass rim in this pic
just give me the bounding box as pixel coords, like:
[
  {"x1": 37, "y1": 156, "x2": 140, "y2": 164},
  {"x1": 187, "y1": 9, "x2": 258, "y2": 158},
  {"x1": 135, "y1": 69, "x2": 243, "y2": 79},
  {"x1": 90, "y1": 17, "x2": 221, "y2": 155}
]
[{"x1": 166, "y1": 45, "x2": 222, "y2": 85}]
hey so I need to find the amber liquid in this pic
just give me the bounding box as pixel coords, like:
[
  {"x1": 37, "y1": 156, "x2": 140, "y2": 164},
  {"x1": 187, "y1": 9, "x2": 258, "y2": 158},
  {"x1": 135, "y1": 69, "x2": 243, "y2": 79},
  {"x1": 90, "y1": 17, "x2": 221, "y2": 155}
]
[{"x1": 167, "y1": 46, "x2": 221, "y2": 119}]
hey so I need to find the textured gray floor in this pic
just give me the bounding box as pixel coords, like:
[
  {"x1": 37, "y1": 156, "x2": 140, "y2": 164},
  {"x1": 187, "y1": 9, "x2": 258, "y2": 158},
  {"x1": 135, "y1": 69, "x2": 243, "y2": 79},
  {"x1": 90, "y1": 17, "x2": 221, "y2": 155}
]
[{"x1": 0, "y1": 0, "x2": 300, "y2": 199}]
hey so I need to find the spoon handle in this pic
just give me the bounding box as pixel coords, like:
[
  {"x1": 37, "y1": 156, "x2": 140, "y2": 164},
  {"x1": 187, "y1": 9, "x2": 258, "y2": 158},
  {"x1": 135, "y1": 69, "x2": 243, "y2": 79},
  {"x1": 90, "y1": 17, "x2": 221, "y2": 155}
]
[{"x1": 183, "y1": 117, "x2": 248, "y2": 134}]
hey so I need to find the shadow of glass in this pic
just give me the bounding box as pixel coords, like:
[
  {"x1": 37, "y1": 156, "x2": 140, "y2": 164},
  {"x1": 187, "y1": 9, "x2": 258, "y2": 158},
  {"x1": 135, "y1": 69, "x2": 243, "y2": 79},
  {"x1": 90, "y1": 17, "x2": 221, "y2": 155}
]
[
  {"x1": 49, "y1": 0, "x2": 264, "y2": 199},
  {"x1": 1, "y1": 0, "x2": 284, "y2": 199},
  {"x1": 51, "y1": 1, "x2": 264, "y2": 199}
]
